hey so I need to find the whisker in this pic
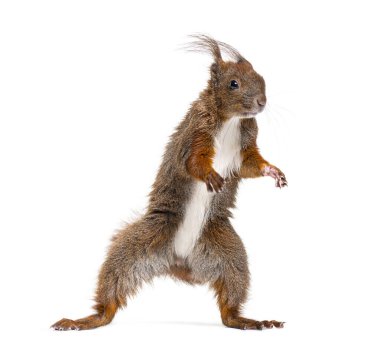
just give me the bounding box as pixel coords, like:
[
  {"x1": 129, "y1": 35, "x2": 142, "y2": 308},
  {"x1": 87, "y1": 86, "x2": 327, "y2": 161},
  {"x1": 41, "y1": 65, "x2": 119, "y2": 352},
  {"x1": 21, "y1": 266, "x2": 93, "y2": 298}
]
[{"x1": 259, "y1": 100, "x2": 294, "y2": 160}]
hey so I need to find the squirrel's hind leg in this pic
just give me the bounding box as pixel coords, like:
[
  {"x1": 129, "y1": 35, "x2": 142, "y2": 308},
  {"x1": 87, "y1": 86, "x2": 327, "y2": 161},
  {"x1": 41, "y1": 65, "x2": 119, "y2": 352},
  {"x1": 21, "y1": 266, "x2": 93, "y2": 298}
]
[
  {"x1": 202, "y1": 220, "x2": 285, "y2": 330},
  {"x1": 213, "y1": 277, "x2": 284, "y2": 330},
  {"x1": 51, "y1": 302, "x2": 118, "y2": 331},
  {"x1": 51, "y1": 218, "x2": 171, "y2": 331}
]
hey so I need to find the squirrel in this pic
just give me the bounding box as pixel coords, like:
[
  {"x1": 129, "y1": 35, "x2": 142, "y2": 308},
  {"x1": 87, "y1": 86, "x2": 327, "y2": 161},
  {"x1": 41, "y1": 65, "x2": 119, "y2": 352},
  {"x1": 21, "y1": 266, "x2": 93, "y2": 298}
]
[{"x1": 51, "y1": 35, "x2": 287, "y2": 331}]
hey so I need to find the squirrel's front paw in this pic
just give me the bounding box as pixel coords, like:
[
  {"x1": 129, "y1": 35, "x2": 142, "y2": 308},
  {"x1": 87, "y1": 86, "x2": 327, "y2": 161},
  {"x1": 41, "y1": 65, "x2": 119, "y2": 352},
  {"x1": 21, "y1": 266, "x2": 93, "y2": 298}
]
[
  {"x1": 205, "y1": 170, "x2": 225, "y2": 193},
  {"x1": 262, "y1": 165, "x2": 287, "y2": 188}
]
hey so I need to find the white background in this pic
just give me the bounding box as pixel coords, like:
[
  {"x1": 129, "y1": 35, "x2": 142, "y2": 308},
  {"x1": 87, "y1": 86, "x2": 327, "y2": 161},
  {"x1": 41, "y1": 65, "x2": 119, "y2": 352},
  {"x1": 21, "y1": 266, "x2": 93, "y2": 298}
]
[{"x1": 1, "y1": 0, "x2": 379, "y2": 354}]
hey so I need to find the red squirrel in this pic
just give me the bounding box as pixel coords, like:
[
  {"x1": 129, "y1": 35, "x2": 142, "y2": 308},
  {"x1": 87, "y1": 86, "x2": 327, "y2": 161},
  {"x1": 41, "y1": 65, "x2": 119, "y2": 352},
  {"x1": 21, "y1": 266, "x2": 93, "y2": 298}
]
[{"x1": 52, "y1": 35, "x2": 287, "y2": 331}]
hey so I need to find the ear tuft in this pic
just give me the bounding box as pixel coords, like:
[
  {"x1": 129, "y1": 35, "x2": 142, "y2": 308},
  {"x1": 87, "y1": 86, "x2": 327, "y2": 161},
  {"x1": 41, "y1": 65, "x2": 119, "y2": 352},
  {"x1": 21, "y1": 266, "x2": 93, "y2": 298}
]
[
  {"x1": 183, "y1": 34, "x2": 246, "y2": 63},
  {"x1": 184, "y1": 34, "x2": 222, "y2": 62}
]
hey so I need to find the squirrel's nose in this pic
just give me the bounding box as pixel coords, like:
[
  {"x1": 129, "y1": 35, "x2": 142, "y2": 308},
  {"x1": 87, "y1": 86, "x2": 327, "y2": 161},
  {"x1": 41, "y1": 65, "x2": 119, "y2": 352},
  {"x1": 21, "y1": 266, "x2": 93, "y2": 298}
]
[{"x1": 256, "y1": 94, "x2": 267, "y2": 107}]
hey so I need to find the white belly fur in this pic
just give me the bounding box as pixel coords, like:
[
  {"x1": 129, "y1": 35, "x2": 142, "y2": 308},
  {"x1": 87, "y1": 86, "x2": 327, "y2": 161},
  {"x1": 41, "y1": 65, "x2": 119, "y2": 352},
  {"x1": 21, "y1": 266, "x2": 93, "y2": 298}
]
[{"x1": 174, "y1": 116, "x2": 243, "y2": 258}]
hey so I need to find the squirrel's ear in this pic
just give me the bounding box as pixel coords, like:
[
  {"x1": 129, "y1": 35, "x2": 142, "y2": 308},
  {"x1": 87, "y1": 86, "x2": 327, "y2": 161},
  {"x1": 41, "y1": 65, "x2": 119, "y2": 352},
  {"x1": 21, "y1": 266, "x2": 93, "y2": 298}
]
[{"x1": 210, "y1": 60, "x2": 222, "y2": 87}]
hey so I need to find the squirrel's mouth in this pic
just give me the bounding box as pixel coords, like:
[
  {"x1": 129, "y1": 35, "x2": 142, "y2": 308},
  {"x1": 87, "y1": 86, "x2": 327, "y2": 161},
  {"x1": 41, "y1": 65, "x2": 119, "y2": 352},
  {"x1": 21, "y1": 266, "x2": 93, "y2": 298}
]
[
  {"x1": 232, "y1": 107, "x2": 264, "y2": 119},
  {"x1": 243, "y1": 106, "x2": 265, "y2": 116},
  {"x1": 240, "y1": 110, "x2": 260, "y2": 118},
  {"x1": 233, "y1": 113, "x2": 256, "y2": 120}
]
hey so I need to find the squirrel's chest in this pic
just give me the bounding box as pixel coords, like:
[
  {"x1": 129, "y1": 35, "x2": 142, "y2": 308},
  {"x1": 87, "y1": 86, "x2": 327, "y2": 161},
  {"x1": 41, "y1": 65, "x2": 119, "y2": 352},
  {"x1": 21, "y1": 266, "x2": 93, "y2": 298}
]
[{"x1": 174, "y1": 117, "x2": 242, "y2": 258}]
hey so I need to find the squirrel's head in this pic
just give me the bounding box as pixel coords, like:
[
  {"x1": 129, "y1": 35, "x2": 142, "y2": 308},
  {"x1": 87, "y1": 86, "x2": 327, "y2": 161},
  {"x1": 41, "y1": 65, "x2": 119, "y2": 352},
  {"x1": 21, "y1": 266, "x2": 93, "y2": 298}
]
[{"x1": 187, "y1": 34, "x2": 266, "y2": 119}]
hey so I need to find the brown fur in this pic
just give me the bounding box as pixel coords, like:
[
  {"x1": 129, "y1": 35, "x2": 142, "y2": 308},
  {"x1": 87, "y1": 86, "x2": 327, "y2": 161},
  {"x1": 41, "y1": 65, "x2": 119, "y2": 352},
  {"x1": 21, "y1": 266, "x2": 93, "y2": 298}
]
[
  {"x1": 51, "y1": 35, "x2": 287, "y2": 331},
  {"x1": 240, "y1": 145, "x2": 268, "y2": 178}
]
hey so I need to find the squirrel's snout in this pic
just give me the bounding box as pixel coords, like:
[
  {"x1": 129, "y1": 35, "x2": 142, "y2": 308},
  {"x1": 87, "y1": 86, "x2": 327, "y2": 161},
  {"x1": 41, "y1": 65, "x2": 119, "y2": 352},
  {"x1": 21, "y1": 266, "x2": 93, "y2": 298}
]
[{"x1": 256, "y1": 94, "x2": 267, "y2": 108}]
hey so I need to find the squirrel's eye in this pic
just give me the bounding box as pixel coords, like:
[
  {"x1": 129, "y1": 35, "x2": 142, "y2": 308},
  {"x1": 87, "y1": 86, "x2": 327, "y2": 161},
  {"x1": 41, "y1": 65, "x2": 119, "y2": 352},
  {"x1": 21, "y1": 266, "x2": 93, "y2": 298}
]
[{"x1": 229, "y1": 80, "x2": 239, "y2": 89}]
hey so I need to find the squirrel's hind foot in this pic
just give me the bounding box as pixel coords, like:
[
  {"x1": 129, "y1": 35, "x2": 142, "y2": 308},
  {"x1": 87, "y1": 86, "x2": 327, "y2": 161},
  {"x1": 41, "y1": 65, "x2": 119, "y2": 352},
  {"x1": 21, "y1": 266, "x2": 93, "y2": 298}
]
[
  {"x1": 51, "y1": 318, "x2": 83, "y2": 331},
  {"x1": 223, "y1": 317, "x2": 285, "y2": 330},
  {"x1": 51, "y1": 313, "x2": 105, "y2": 331}
]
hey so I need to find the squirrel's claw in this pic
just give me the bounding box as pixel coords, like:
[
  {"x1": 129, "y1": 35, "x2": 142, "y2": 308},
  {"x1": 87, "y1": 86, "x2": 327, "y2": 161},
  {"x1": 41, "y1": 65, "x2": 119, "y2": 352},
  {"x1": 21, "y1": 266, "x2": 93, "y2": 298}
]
[
  {"x1": 276, "y1": 175, "x2": 288, "y2": 188},
  {"x1": 262, "y1": 165, "x2": 288, "y2": 188},
  {"x1": 206, "y1": 170, "x2": 225, "y2": 193}
]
